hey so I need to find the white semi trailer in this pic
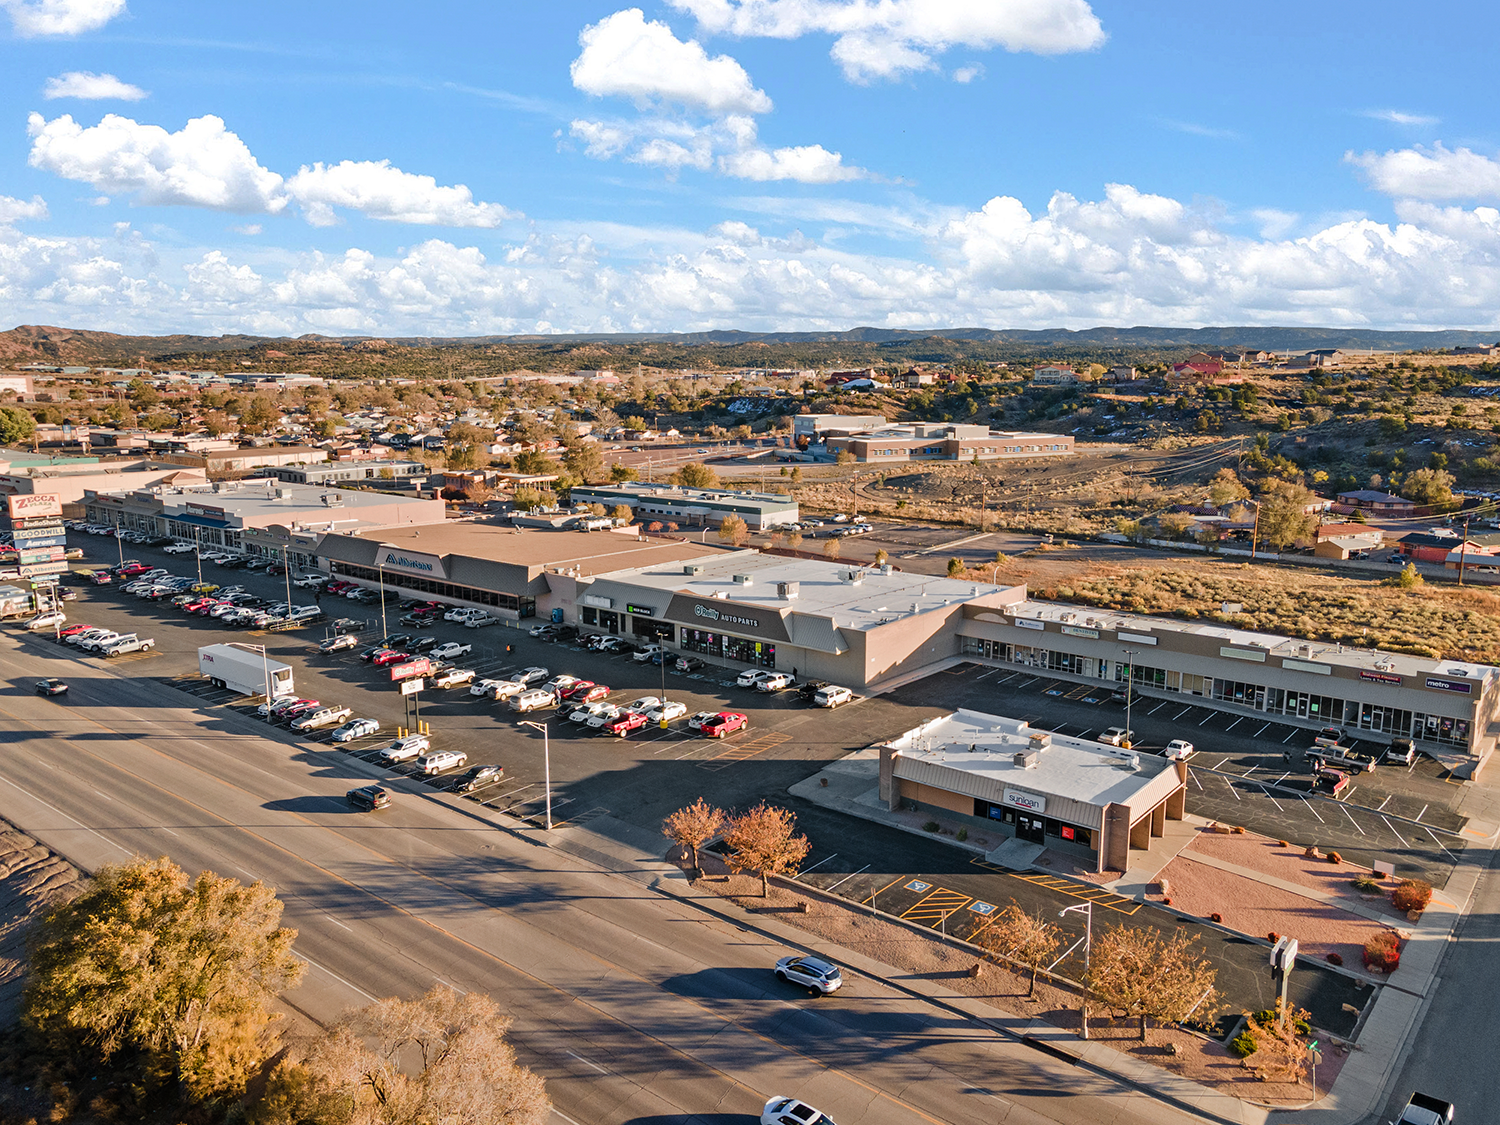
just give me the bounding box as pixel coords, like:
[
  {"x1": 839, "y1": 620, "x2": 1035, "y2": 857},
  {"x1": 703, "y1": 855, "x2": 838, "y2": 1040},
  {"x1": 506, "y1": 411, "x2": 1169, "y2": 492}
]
[{"x1": 198, "y1": 643, "x2": 294, "y2": 698}]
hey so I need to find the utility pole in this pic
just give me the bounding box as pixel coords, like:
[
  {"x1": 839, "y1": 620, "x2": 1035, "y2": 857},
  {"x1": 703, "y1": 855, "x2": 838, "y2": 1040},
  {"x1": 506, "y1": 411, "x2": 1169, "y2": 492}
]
[
  {"x1": 1121, "y1": 649, "x2": 1137, "y2": 739},
  {"x1": 1459, "y1": 515, "x2": 1471, "y2": 586}
]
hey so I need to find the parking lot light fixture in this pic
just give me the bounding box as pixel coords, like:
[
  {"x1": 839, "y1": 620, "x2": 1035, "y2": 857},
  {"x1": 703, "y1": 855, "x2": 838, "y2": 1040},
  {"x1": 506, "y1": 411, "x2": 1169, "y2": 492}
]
[
  {"x1": 377, "y1": 563, "x2": 388, "y2": 638},
  {"x1": 281, "y1": 545, "x2": 292, "y2": 611},
  {"x1": 517, "y1": 720, "x2": 551, "y2": 829},
  {"x1": 1121, "y1": 648, "x2": 1138, "y2": 740},
  {"x1": 193, "y1": 528, "x2": 203, "y2": 585}
]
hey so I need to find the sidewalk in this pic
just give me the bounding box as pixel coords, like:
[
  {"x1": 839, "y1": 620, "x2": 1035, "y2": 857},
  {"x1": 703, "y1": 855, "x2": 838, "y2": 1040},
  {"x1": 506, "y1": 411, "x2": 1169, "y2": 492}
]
[{"x1": 777, "y1": 752, "x2": 1491, "y2": 1124}]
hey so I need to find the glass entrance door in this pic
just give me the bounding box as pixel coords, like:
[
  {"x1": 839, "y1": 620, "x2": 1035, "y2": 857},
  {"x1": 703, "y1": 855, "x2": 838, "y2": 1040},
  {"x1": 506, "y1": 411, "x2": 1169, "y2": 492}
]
[{"x1": 1015, "y1": 815, "x2": 1045, "y2": 845}]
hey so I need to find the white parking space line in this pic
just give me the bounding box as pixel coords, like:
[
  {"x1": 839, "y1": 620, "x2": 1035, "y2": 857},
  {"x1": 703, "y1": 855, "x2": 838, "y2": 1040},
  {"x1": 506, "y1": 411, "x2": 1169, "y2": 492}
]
[
  {"x1": 1223, "y1": 776, "x2": 1241, "y2": 800},
  {"x1": 1173, "y1": 707, "x2": 1192, "y2": 720},
  {"x1": 1274, "y1": 772, "x2": 1290, "y2": 785},
  {"x1": 1300, "y1": 796, "x2": 1325, "y2": 822},
  {"x1": 823, "y1": 865, "x2": 869, "y2": 892},
  {"x1": 1075, "y1": 729, "x2": 1093, "y2": 739},
  {"x1": 1198, "y1": 711, "x2": 1216, "y2": 726},
  {"x1": 1415, "y1": 804, "x2": 1428, "y2": 823},
  {"x1": 800, "y1": 854, "x2": 839, "y2": 874},
  {"x1": 1376, "y1": 795, "x2": 1392, "y2": 811},
  {"x1": 1379, "y1": 816, "x2": 1408, "y2": 848},
  {"x1": 1209, "y1": 757, "x2": 1228, "y2": 770},
  {"x1": 1225, "y1": 717, "x2": 1244, "y2": 731},
  {"x1": 1254, "y1": 723, "x2": 1271, "y2": 737},
  {"x1": 996, "y1": 672, "x2": 1023, "y2": 684},
  {"x1": 1256, "y1": 784, "x2": 1283, "y2": 811},
  {"x1": 1187, "y1": 768, "x2": 1202, "y2": 791},
  {"x1": 1282, "y1": 729, "x2": 1300, "y2": 744},
  {"x1": 1148, "y1": 701, "x2": 1170, "y2": 715},
  {"x1": 1337, "y1": 802, "x2": 1367, "y2": 835}
]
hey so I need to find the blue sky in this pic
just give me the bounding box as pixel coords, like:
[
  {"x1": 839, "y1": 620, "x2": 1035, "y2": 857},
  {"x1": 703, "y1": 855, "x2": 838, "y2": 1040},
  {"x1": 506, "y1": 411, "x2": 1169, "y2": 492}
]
[{"x1": 1, "y1": 0, "x2": 1499, "y2": 335}]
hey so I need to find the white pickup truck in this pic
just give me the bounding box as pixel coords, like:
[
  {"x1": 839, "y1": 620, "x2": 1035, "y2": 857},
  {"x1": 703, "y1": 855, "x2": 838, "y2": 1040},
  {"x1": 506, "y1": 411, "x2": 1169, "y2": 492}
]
[{"x1": 102, "y1": 635, "x2": 155, "y2": 657}]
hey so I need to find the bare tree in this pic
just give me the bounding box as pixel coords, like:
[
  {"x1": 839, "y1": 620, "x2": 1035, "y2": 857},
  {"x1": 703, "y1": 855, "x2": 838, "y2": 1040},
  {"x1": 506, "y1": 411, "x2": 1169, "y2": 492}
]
[
  {"x1": 294, "y1": 985, "x2": 549, "y2": 1125},
  {"x1": 822, "y1": 537, "x2": 842, "y2": 560},
  {"x1": 722, "y1": 803, "x2": 810, "y2": 896},
  {"x1": 972, "y1": 905, "x2": 1059, "y2": 997},
  {"x1": 662, "y1": 798, "x2": 725, "y2": 876},
  {"x1": 1085, "y1": 925, "x2": 1221, "y2": 1040}
]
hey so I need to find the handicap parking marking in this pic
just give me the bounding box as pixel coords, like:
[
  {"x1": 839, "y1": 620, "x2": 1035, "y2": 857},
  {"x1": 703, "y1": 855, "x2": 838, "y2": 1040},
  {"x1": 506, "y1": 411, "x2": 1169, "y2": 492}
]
[
  {"x1": 1043, "y1": 688, "x2": 1065, "y2": 698},
  {"x1": 1079, "y1": 695, "x2": 1105, "y2": 705},
  {"x1": 900, "y1": 887, "x2": 973, "y2": 926},
  {"x1": 904, "y1": 879, "x2": 932, "y2": 893},
  {"x1": 967, "y1": 900, "x2": 996, "y2": 915}
]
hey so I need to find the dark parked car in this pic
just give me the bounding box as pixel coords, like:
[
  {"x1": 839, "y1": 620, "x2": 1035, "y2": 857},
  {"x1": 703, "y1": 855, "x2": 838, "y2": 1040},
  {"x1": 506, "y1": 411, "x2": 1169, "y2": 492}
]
[
  {"x1": 796, "y1": 679, "x2": 829, "y2": 702},
  {"x1": 35, "y1": 678, "x2": 68, "y2": 697},
  {"x1": 452, "y1": 764, "x2": 504, "y2": 792},
  {"x1": 346, "y1": 785, "x2": 392, "y2": 811},
  {"x1": 408, "y1": 636, "x2": 440, "y2": 653},
  {"x1": 676, "y1": 656, "x2": 705, "y2": 672}
]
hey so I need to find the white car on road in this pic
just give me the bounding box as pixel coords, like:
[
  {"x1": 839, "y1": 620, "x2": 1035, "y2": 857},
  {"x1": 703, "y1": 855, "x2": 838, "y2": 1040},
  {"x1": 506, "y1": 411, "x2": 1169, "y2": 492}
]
[
  {"x1": 762, "y1": 1097, "x2": 835, "y2": 1125},
  {"x1": 430, "y1": 641, "x2": 472, "y2": 660}
]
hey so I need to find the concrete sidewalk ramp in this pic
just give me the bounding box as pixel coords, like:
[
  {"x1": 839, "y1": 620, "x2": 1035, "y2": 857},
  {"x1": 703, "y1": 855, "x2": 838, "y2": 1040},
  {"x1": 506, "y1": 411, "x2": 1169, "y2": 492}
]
[{"x1": 987, "y1": 837, "x2": 1045, "y2": 869}]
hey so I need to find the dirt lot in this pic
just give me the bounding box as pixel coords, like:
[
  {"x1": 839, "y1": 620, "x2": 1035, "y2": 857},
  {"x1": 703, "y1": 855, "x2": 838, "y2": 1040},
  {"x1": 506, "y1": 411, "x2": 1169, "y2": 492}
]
[{"x1": 676, "y1": 847, "x2": 1347, "y2": 1106}]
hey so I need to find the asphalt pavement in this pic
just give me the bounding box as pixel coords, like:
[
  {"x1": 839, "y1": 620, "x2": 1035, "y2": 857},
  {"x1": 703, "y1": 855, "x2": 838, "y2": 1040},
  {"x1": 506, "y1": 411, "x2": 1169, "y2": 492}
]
[{"x1": 0, "y1": 627, "x2": 1213, "y2": 1125}]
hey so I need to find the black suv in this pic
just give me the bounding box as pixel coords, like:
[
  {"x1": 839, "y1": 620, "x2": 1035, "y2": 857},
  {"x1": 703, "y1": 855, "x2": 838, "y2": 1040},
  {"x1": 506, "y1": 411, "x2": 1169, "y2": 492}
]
[
  {"x1": 797, "y1": 680, "x2": 830, "y2": 702},
  {"x1": 346, "y1": 785, "x2": 391, "y2": 811}
]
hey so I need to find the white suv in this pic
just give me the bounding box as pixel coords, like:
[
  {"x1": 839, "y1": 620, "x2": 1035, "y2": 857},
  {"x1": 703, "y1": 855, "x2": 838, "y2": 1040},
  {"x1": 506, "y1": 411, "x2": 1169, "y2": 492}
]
[
  {"x1": 416, "y1": 749, "x2": 468, "y2": 776},
  {"x1": 382, "y1": 734, "x2": 431, "y2": 763}
]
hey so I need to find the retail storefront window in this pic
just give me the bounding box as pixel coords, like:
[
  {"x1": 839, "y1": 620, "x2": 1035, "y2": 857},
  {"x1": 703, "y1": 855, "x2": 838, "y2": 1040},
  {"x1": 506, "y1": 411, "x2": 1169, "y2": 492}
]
[
  {"x1": 330, "y1": 561, "x2": 535, "y2": 617},
  {"x1": 681, "y1": 628, "x2": 775, "y2": 668}
]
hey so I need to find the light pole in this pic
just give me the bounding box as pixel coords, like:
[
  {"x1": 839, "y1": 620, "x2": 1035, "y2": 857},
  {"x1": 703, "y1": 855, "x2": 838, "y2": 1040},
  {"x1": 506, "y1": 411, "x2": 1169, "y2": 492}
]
[
  {"x1": 193, "y1": 527, "x2": 203, "y2": 586},
  {"x1": 280, "y1": 544, "x2": 292, "y2": 610},
  {"x1": 1059, "y1": 901, "x2": 1094, "y2": 970},
  {"x1": 1121, "y1": 648, "x2": 1137, "y2": 742},
  {"x1": 377, "y1": 563, "x2": 388, "y2": 639},
  {"x1": 517, "y1": 720, "x2": 551, "y2": 829}
]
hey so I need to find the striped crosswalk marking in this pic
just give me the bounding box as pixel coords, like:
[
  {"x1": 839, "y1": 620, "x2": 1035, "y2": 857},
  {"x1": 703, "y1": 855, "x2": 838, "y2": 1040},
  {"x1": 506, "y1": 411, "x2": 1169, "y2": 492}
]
[
  {"x1": 900, "y1": 888, "x2": 972, "y2": 926},
  {"x1": 1009, "y1": 872, "x2": 1142, "y2": 915}
]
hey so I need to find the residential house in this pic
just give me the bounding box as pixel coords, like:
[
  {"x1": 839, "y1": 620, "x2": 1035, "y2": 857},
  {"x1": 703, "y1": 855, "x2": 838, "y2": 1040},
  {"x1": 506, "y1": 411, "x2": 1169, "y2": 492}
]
[
  {"x1": 1336, "y1": 489, "x2": 1416, "y2": 515},
  {"x1": 890, "y1": 367, "x2": 937, "y2": 389},
  {"x1": 1030, "y1": 365, "x2": 1079, "y2": 386}
]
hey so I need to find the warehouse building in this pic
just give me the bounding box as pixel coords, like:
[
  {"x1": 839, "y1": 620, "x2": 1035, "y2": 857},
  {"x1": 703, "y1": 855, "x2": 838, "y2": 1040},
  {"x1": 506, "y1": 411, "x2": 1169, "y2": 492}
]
[
  {"x1": 822, "y1": 423, "x2": 1074, "y2": 463},
  {"x1": 568, "y1": 482, "x2": 799, "y2": 530},
  {"x1": 957, "y1": 599, "x2": 1500, "y2": 768},
  {"x1": 879, "y1": 710, "x2": 1187, "y2": 874}
]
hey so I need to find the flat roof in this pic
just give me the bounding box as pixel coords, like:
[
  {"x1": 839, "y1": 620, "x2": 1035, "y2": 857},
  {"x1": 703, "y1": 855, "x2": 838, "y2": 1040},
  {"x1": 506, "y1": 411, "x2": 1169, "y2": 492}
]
[
  {"x1": 355, "y1": 522, "x2": 723, "y2": 576},
  {"x1": 888, "y1": 709, "x2": 1176, "y2": 809},
  {"x1": 572, "y1": 482, "x2": 796, "y2": 507},
  {"x1": 597, "y1": 551, "x2": 1021, "y2": 632},
  {"x1": 143, "y1": 480, "x2": 424, "y2": 517},
  {"x1": 1010, "y1": 598, "x2": 1496, "y2": 684}
]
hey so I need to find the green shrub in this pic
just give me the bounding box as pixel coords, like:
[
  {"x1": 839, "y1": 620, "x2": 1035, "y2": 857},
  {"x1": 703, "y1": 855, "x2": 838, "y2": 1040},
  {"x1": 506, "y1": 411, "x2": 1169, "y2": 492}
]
[
  {"x1": 1229, "y1": 1031, "x2": 1258, "y2": 1058},
  {"x1": 923, "y1": 821, "x2": 940, "y2": 833},
  {"x1": 1352, "y1": 875, "x2": 1382, "y2": 893},
  {"x1": 956, "y1": 827, "x2": 968, "y2": 842}
]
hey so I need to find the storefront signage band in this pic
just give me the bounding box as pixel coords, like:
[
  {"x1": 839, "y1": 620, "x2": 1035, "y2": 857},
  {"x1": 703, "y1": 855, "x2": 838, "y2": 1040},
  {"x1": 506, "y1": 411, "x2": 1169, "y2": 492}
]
[
  {"x1": 1115, "y1": 631, "x2": 1157, "y2": 645},
  {"x1": 693, "y1": 604, "x2": 760, "y2": 629},
  {"x1": 1283, "y1": 658, "x2": 1332, "y2": 675},
  {"x1": 1221, "y1": 647, "x2": 1267, "y2": 663},
  {"x1": 1003, "y1": 788, "x2": 1046, "y2": 813},
  {"x1": 1360, "y1": 671, "x2": 1403, "y2": 686},
  {"x1": 1061, "y1": 624, "x2": 1099, "y2": 639},
  {"x1": 1012, "y1": 618, "x2": 1045, "y2": 631},
  {"x1": 1425, "y1": 676, "x2": 1473, "y2": 694},
  {"x1": 582, "y1": 595, "x2": 613, "y2": 609},
  {"x1": 626, "y1": 604, "x2": 656, "y2": 617},
  {"x1": 6, "y1": 494, "x2": 62, "y2": 520}
]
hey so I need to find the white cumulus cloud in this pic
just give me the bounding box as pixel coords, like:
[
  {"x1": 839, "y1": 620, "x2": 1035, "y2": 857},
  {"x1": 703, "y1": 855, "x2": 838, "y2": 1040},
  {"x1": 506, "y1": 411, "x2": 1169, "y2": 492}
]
[
  {"x1": 670, "y1": 0, "x2": 1105, "y2": 81},
  {"x1": 720, "y1": 143, "x2": 865, "y2": 183},
  {"x1": 572, "y1": 8, "x2": 772, "y2": 114},
  {"x1": 27, "y1": 112, "x2": 288, "y2": 213},
  {"x1": 43, "y1": 71, "x2": 147, "y2": 100},
  {"x1": 1348, "y1": 142, "x2": 1500, "y2": 202},
  {"x1": 0, "y1": 195, "x2": 49, "y2": 225},
  {"x1": 2, "y1": 0, "x2": 124, "y2": 36},
  {"x1": 285, "y1": 160, "x2": 514, "y2": 228}
]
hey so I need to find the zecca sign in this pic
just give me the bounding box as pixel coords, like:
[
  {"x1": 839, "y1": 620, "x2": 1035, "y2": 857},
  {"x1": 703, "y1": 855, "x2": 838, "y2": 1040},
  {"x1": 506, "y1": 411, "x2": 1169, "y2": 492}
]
[{"x1": 7, "y1": 494, "x2": 62, "y2": 520}]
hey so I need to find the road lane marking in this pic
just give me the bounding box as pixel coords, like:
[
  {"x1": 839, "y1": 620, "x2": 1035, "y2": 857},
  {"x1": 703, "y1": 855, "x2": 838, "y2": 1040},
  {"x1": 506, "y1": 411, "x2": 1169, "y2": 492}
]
[
  {"x1": 567, "y1": 1051, "x2": 608, "y2": 1074},
  {"x1": 325, "y1": 915, "x2": 353, "y2": 932},
  {"x1": 300, "y1": 954, "x2": 379, "y2": 1002},
  {"x1": 0, "y1": 774, "x2": 133, "y2": 858}
]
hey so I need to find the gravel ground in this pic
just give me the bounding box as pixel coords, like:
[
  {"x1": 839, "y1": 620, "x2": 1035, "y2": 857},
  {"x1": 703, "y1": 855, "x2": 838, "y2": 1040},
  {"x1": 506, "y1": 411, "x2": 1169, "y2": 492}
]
[
  {"x1": 676, "y1": 847, "x2": 1343, "y2": 1105},
  {"x1": 1156, "y1": 853, "x2": 1400, "y2": 981},
  {"x1": 1186, "y1": 828, "x2": 1410, "y2": 922}
]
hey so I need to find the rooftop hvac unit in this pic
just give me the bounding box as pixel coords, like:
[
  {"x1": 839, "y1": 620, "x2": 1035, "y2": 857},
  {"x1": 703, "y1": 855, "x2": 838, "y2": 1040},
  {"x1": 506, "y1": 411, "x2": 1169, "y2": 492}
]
[
  {"x1": 1027, "y1": 731, "x2": 1052, "y2": 750},
  {"x1": 1060, "y1": 612, "x2": 1076, "y2": 623},
  {"x1": 731, "y1": 574, "x2": 753, "y2": 585},
  {"x1": 777, "y1": 581, "x2": 800, "y2": 600},
  {"x1": 878, "y1": 563, "x2": 893, "y2": 575},
  {"x1": 321, "y1": 493, "x2": 343, "y2": 507},
  {"x1": 1013, "y1": 751, "x2": 1039, "y2": 769},
  {"x1": 683, "y1": 564, "x2": 703, "y2": 575},
  {"x1": 842, "y1": 570, "x2": 864, "y2": 585}
]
